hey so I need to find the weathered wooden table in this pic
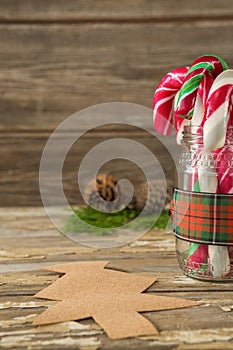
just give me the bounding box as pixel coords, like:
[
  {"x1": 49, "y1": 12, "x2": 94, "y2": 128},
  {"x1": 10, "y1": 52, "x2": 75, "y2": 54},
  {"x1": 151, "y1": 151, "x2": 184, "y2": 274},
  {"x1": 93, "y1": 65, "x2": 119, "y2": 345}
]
[{"x1": 1, "y1": 207, "x2": 233, "y2": 350}]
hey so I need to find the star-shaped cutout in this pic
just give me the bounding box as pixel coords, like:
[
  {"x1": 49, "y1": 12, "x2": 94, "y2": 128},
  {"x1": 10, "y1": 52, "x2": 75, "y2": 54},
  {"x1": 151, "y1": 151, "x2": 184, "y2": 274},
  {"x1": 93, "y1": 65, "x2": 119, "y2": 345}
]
[{"x1": 33, "y1": 261, "x2": 198, "y2": 339}]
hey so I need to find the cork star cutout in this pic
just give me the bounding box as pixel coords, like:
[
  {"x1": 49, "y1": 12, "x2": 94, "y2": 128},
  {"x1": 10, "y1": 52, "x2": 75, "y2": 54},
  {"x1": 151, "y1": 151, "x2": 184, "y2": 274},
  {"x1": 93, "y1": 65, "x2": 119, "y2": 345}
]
[{"x1": 33, "y1": 261, "x2": 198, "y2": 339}]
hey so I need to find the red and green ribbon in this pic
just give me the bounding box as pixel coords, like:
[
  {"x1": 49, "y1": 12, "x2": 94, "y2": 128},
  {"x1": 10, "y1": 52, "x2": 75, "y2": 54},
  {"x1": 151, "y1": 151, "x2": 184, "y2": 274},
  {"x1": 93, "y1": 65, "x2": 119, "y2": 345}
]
[{"x1": 170, "y1": 189, "x2": 233, "y2": 245}]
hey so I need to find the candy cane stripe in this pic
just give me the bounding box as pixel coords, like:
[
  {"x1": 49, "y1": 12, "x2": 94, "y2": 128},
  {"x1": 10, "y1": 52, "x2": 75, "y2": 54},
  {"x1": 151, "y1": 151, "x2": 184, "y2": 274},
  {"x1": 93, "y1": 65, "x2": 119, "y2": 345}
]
[
  {"x1": 153, "y1": 66, "x2": 188, "y2": 135},
  {"x1": 175, "y1": 55, "x2": 228, "y2": 120}
]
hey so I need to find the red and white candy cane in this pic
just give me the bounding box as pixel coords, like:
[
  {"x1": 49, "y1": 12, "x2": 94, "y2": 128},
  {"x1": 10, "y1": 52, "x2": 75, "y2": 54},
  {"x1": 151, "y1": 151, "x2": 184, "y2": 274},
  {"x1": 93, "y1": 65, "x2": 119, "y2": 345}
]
[
  {"x1": 186, "y1": 243, "x2": 208, "y2": 271},
  {"x1": 203, "y1": 70, "x2": 233, "y2": 277},
  {"x1": 205, "y1": 70, "x2": 233, "y2": 195},
  {"x1": 185, "y1": 77, "x2": 215, "y2": 271},
  {"x1": 175, "y1": 66, "x2": 215, "y2": 144},
  {"x1": 204, "y1": 70, "x2": 233, "y2": 150},
  {"x1": 191, "y1": 74, "x2": 215, "y2": 127},
  {"x1": 153, "y1": 66, "x2": 189, "y2": 136},
  {"x1": 175, "y1": 55, "x2": 228, "y2": 119},
  {"x1": 185, "y1": 72, "x2": 222, "y2": 273}
]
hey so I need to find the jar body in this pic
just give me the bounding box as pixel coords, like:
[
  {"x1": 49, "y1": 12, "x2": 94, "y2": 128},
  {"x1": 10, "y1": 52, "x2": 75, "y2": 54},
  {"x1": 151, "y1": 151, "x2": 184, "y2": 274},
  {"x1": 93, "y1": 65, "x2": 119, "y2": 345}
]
[{"x1": 175, "y1": 126, "x2": 233, "y2": 281}]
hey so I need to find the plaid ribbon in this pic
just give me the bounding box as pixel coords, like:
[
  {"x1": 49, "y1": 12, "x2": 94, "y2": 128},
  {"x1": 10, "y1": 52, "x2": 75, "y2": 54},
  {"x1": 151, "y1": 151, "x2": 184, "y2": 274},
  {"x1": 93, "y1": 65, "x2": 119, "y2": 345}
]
[{"x1": 170, "y1": 189, "x2": 233, "y2": 245}]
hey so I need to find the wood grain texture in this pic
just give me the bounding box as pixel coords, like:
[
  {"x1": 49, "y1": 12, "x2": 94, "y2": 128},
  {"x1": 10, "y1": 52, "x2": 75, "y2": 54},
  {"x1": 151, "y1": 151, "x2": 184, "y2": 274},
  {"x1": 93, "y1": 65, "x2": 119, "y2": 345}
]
[
  {"x1": 0, "y1": 127, "x2": 176, "y2": 206},
  {"x1": 0, "y1": 208, "x2": 233, "y2": 349},
  {"x1": 0, "y1": 0, "x2": 233, "y2": 22},
  {"x1": 1, "y1": 1, "x2": 233, "y2": 205},
  {"x1": 0, "y1": 22, "x2": 233, "y2": 128}
]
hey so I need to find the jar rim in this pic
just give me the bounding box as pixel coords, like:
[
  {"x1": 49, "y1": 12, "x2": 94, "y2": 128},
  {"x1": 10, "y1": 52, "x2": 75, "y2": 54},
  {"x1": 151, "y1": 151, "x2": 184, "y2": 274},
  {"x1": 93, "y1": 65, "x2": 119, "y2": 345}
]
[
  {"x1": 183, "y1": 125, "x2": 203, "y2": 135},
  {"x1": 182, "y1": 124, "x2": 233, "y2": 146},
  {"x1": 182, "y1": 125, "x2": 203, "y2": 145},
  {"x1": 183, "y1": 125, "x2": 233, "y2": 134}
]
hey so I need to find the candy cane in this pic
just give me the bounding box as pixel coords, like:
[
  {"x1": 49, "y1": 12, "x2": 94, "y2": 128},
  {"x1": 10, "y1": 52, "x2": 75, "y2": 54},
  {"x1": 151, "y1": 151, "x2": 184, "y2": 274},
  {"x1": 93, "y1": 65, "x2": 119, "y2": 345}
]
[
  {"x1": 204, "y1": 70, "x2": 233, "y2": 190},
  {"x1": 202, "y1": 70, "x2": 233, "y2": 277},
  {"x1": 153, "y1": 66, "x2": 189, "y2": 135},
  {"x1": 206, "y1": 70, "x2": 233, "y2": 197},
  {"x1": 174, "y1": 93, "x2": 190, "y2": 145},
  {"x1": 186, "y1": 74, "x2": 223, "y2": 274},
  {"x1": 197, "y1": 152, "x2": 230, "y2": 278},
  {"x1": 187, "y1": 153, "x2": 230, "y2": 278},
  {"x1": 204, "y1": 70, "x2": 233, "y2": 150},
  {"x1": 187, "y1": 243, "x2": 208, "y2": 271},
  {"x1": 175, "y1": 55, "x2": 228, "y2": 119},
  {"x1": 176, "y1": 66, "x2": 216, "y2": 144},
  {"x1": 185, "y1": 78, "x2": 214, "y2": 272},
  {"x1": 191, "y1": 74, "x2": 215, "y2": 127},
  {"x1": 179, "y1": 80, "x2": 214, "y2": 272}
]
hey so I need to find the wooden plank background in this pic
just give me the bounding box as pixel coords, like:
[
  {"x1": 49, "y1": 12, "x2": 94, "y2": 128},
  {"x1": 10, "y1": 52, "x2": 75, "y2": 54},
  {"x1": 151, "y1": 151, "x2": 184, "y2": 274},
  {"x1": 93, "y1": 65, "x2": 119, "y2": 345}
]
[{"x1": 1, "y1": 1, "x2": 233, "y2": 206}]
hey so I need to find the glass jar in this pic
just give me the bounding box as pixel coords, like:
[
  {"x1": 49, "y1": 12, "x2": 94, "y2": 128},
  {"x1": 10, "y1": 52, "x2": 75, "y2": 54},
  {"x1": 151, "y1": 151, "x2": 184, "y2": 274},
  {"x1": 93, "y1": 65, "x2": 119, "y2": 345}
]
[{"x1": 173, "y1": 125, "x2": 233, "y2": 281}]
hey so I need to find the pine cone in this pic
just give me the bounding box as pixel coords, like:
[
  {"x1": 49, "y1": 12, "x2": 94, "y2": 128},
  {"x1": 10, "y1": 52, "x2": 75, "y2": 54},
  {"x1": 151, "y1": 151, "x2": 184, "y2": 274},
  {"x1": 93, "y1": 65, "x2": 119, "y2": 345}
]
[
  {"x1": 84, "y1": 173, "x2": 124, "y2": 211},
  {"x1": 131, "y1": 179, "x2": 173, "y2": 214}
]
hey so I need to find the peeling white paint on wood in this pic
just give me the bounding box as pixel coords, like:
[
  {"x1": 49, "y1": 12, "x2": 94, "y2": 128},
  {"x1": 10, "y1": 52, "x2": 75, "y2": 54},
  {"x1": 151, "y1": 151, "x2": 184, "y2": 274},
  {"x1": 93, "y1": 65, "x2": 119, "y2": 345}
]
[
  {"x1": 0, "y1": 301, "x2": 47, "y2": 309},
  {"x1": 174, "y1": 276, "x2": 200, "y2": 284},
  {"x1": 0, "y1": 314, "x2": 37, "y2": 328},
  {"x1": 144, "y1": 328, "x2": 233, "y2": 344},
  {"x1": 220, "y1": 306, "x2": 232, "y2": 312},
  {"x1": 0, "y1": 334, "x2": 101, "y2": 349},
  {"x1": 130, "y1": 240, "x2": 150, "y2": 247}
]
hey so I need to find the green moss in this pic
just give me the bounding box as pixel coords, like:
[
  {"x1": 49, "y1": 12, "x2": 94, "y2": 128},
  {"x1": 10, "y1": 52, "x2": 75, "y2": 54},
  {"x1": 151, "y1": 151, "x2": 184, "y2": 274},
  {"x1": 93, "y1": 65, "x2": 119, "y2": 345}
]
[
  {"x1": 64, "y1": 206, "x2": 169, "y2": 236},
  {"x1": 153, "y1": 210, "x2": 170, "y2": 228}
]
